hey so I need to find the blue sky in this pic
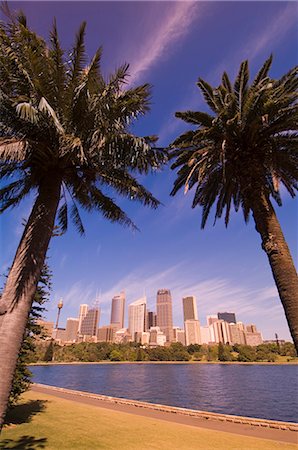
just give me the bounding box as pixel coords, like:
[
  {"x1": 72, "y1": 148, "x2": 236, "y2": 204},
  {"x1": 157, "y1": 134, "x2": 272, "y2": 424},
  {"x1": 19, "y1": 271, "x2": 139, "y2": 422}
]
[{"x1": 1, "y1": 2, "x2": 297, "y2": 339}]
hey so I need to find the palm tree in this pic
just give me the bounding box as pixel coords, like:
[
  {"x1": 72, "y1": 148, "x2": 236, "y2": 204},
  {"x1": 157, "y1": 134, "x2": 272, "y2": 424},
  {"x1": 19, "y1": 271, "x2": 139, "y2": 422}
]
[
  {"x1": 170, "y1": 56, "x2": 298, "y2": 350},
  {"x1": 0, "y1": 13, "x2": 166, "y2": 426}
]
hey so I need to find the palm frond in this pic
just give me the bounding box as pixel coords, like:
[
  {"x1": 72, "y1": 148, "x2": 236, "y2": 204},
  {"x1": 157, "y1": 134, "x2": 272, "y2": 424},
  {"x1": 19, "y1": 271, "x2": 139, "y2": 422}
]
[{"x1": 0, "y1": 138, "x2": 28, "y2": 161}]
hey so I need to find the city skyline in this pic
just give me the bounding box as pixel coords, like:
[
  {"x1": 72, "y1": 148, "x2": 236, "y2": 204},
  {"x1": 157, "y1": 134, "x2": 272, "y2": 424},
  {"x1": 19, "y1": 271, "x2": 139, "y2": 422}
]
[
  {"x1": 48, "y1": 289, "x2": 275, "y2": 344},
  {"x1": 1, "y1": 2, "x2": 297, "y2": 342}
]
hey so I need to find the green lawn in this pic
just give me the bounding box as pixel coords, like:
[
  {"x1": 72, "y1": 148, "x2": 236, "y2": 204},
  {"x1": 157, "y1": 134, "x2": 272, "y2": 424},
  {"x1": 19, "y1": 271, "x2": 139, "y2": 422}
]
[{"x1": 1, "y1": 391, "x2": 296, "y2": 450}]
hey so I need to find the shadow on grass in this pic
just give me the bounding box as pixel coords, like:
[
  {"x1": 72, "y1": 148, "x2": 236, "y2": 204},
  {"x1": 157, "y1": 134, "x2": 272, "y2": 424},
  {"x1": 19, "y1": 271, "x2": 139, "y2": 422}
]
[
  {"x1": 4, "y1": 400, "x2": 48, "y2": 426},
  {"x1": 0, "y1": 435, "x2": 47, "y2": 449}
]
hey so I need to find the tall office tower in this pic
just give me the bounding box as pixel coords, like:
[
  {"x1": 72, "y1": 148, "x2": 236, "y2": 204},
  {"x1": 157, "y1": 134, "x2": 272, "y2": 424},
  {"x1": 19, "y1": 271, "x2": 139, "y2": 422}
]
[
  {"x1": 81, "y1": 307, "x2": 100, "y2": 336},
  {"x1": 128, "y1": 297, "x2": 146, "y2": 341},
  {"x1": 156, "y1": 289, "x2": 174, "y2": 342},
  {"x1": 65, "y1": 318, "x2": 79, "y2": 342},
  {"x1": 183, "y1": 296, "x2": 198, "y2": 321},
  {"x1": 246, "y1": 324, "x2": 257, "y2": 333},
  {"x1": 110, "y1": 291, "x2": 125, "y2": 329},
  {"x1": 217, "y1": 312, "x2": 237, "y2": 324},
  {"x1": 229, "y1": 323, "x2": 246, "y2": 345},
  {"x1": 173, "y1": 327, "x2": 186, "y2": 345},
  {"x1": 207, "y1": 315, "x2": 218, "y2": 326},
  {"x1": 211, "y1": 320, "x2": 231, "y2": 344},
  {"x1": 78, "y1": 304, "x2": 88, "y2": 333},
  {"x1": 185, "y1": 320, "x2": 201, "y2": 345},
  {"x1": 245, "y1": 324, "x2": 263, "y2": 346},
  {"x1": 200, "y1": 325, "x2": 211, "y2": 344},
  {"x1": 97, "y1": 325, "x2": 116, "y2": 343},
  {"x1": 146, "y1": 311, "x2": 157, "y2": 331}
]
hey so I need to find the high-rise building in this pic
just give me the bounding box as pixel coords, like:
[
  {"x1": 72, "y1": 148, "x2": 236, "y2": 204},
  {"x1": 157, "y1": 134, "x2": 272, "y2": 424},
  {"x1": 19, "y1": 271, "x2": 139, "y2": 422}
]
[
  {"x1": 211, "y1": 320, "x2": 231, "y2": 344},
  {"x1": 173, "y1": 327, "x2": 186, "y2": 345},
  {"x1": 217, "y1": 312, "x2": 236, "y2": 324},
  {"x1": 207, "y1": 315, "x2": 218, "y2": 326},
  {"x1": 246, "y1": 324, "x2": 257, "y2": 333},
  {"x1": 245, "y1": 324, "x2": 263, "y2": 346},
  {"x1": 185, "y1": 320, "x2": 201, "y2": 345},
  {"x1": 128, "y1": 297, "x2": 146, "y2": 341},
  {"x1": 200, "y1": 325, "x2": 211, "y2": 344},
  {"x1": 183, "y1": 296, "x2": 198, "y2": 321},
  {"x1": 110, "y1": 291, "x2": 125, "y2": 329},
  {"x1": 36, "y1": 320, "x2": 54, "y2": 339},
  {"x1": 114, "y1": 328, "x2": 132, "y2": 344},
  {"x1": 65, "y1": 318, "x2": 79, "y2": 342},
  {"x1": 81, "y1": 307, "x2": 100, "y2": 337},
  {"x1": 97, "y1": 325, "x2": 116, "y2": 343},
  {"x1": 146, "y1": 311, "x2": 157, "y2": 331},
  {"x1": 149, "y1": 326, "x2": 167, "y2": 347},
  {"x1": 52, "y1": 327, "x2": 66, "y2": 343},
  {"x1": 229, "y1": 323, "x2": 246, "y2": 345},
  {"x1": 78, "y1": 304, "x2": 88, "y2": 333},
  {"x1": 156, "y1": 289, "x2": 174, "y2": 342}
]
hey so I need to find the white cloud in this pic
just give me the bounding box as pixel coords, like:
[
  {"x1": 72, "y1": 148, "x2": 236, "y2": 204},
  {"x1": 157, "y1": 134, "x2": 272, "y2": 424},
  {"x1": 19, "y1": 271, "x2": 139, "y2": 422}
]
[
  {"x1": 158, "y1": 3, "x2": 297, "y2": 144},
  {"x1": 128, "y1": 2, "x2": 203, "y2": 86},
  {"x1": 49, "y1": 260, "x2": 291, "y2": 340}
]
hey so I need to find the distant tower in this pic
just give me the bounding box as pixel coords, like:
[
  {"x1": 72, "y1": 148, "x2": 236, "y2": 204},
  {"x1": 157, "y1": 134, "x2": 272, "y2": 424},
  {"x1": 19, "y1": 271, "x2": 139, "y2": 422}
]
[
  {"x1": 78, "y1": 304, "x2": 88, "y2": 334},
  {"x1": 156, "y1": 289, "x2": 173, "y2": 342},
  {"x1": 55, "y1": 299, "x2": 63, "y2": 329},
  {"x1": 110, "y1": 291, "x2": 125, "y2": 329},
  {"x1": 182, "y1": 296, "x2": 198, "y2": 321},
  {"x1": 128, "y1": 297, "x2": 146, "y2": 341}
]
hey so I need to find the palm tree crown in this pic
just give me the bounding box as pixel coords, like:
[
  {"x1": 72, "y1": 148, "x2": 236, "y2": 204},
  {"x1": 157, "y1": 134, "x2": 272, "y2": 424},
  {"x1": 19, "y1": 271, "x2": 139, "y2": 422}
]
[
  {"x1": 170, "y1": 56, "x2": 297, "y2": 227},
  {"x1": 0, "y1": 14, "x2": 166, "y2": 233}
]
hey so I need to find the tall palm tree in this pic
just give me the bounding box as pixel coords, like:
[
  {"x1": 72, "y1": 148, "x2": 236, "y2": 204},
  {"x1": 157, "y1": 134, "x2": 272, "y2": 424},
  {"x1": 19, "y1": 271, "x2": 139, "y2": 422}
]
[
  {"x1": 170, "y1": 56, "x2": 298, "y2": 350},
  {"x1": 0, "y1": 13, "x2": 166, "y2": 426}
]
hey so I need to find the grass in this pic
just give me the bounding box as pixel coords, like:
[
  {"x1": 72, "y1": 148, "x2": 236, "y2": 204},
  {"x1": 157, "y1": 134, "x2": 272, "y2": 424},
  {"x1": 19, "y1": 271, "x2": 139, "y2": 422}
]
[{"x1": 1, "y1": 391, "x2": 296, "y2": 450}]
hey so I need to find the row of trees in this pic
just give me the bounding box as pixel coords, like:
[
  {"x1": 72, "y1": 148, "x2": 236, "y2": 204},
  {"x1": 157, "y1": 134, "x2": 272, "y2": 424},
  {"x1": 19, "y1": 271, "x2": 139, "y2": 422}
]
[
  {"x1": 30, "y1": 341, "x2": 297, "y2": 364},
  {"x1": 0, "y1": 8, "x2": 297, "y2": 426}
]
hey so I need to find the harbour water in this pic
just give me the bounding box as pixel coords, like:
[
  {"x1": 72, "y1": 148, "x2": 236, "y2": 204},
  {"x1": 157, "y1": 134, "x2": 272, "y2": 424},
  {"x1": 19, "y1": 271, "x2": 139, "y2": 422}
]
[{"x1": 31, "y1": 363, "x2": 298, "y2": 422}]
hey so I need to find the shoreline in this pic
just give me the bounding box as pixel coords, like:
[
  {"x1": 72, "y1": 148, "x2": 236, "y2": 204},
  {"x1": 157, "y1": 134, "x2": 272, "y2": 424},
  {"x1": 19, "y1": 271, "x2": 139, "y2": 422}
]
[
  {"x1": 31, "y1": 383, "x2": 298, "y2": 444},
  {"x1": 29, "y1": 360, "x2": 298, "y2": 366}
]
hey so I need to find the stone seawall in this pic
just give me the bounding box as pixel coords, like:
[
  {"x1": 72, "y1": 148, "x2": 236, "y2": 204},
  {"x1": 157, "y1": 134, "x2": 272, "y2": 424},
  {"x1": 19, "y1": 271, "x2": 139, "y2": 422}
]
[{"x1": 33, "y1": 383, "x2": 298, "y2": 432}]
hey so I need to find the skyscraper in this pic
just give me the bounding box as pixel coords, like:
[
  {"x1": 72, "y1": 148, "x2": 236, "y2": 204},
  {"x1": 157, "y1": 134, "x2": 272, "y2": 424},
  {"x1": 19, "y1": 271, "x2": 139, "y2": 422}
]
[
  {"x1": 207, "y1": 315, "x2": 218, "y2": 326},
  {"x1": 110, "y1": 291, "x2": 125, "y2": 329},
  {"x1": 65, "y1": 318, "x2": 79, "y2": 342},
  {"x1": 183, "y1": 296, "x2": 198, "y2": 321},
  {"x1": 156, "y1": 289, "x2": 174, "y2": 342},
  {"x1": 128, "y1": 297, "x2": 146, "y2": 341},
  {"x1": 217, "y1": 312, "x2": 237, "y2": 324},
  {"x1": 185, "y1": 320, "x2": 201, "y2": 345},
  {"x1": 146, "y1": 311, "x2": 157, "y2": 331},
  {"x1": 81, "y1": 307, "x2": 100, "y2": 337},
  {"x1": 78, "y1": 304, "x2": 88, "y2": 334}
]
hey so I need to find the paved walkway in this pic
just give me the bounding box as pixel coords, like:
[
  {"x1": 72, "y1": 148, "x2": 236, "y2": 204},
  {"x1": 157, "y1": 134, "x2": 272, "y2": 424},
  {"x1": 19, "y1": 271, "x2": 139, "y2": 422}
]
[{"x1": 31, "y1": 384, "x2": 298, "y2": 445}]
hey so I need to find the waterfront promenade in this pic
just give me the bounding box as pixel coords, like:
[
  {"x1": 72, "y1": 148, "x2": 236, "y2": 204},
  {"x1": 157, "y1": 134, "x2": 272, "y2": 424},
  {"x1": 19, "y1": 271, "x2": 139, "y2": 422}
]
[{"x1": 1, "y1": 384, "x2": 297, "y2": 449}]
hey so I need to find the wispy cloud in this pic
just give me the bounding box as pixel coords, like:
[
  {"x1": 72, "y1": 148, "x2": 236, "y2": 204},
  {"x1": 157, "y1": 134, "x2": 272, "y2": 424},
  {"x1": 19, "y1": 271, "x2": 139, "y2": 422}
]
[
  {"x1": 51, "y1": 261, "x2": 291, "y2": 340},
  {"x1": 158, "y1": 3, "x2": 297, "y2": 145},
  {"x1": 128, "y1": 2, "x2": 203, "y2": 86}
]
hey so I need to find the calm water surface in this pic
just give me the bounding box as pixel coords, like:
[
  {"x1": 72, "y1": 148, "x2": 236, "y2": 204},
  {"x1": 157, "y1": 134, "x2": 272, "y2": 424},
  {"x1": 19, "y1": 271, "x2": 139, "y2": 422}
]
[{"x1": 31, "y1": 363, "x2": 298, "y2": 422}]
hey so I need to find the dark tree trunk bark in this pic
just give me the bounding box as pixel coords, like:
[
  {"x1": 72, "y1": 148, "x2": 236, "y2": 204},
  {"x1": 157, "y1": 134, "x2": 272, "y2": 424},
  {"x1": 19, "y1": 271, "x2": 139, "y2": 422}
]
[
  {"x1": 0, "y1": 175, "x2": 61, "y2": 430},
  {"x1": 251, "y1": 192, "x2": 298, "y2": 351}
]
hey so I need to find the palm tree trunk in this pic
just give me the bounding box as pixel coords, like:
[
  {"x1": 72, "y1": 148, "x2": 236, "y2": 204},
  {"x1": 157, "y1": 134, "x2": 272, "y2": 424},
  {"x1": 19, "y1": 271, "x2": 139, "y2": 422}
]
[
  {"x1": 0, "y1": 174, "x2": 61, "y2": 429},
  {"x1": 251, "y1": 192, "x2": 298, "y2": 351}
]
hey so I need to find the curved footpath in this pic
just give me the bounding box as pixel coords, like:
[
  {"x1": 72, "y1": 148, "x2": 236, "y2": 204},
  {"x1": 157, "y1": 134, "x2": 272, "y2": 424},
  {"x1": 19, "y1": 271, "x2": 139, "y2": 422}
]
[{"x1": 32, "y1": 383, "x2": 298, "y2": 444}]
